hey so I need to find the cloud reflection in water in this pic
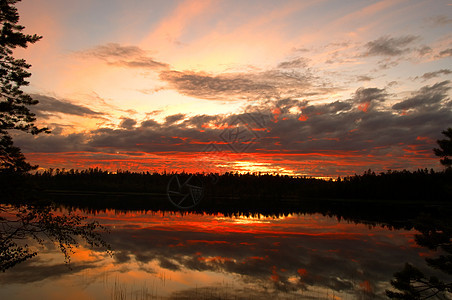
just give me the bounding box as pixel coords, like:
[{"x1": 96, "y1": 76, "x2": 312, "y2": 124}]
[{"x1": 0, "y1": 210, "x2": 431, "y2": 299}]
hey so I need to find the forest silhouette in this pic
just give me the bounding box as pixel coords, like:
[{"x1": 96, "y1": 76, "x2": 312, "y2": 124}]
[{"x1": 7, "y1": 167, "x2": 450, "y2": 209}]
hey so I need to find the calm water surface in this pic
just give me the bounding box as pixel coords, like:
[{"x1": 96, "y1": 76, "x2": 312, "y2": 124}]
[{"x1": 0, "y1": 208, "x2": 438, "y2": 299}]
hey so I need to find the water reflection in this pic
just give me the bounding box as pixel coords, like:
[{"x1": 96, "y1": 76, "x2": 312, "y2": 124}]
[
  {"x1": 387, "y1": 214, "x2": 452, "y2": 299},
  {"x1": 0, "y1": 204, "x2": 109, "y2": 272},
  {"x1": 2, "y1": 208, "x2": 450, "y2": 299}
]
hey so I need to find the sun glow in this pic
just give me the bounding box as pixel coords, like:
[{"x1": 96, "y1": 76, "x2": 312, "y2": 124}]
[
  {"x1": 229, "y1": 161, "x2": 299, "y2": 176},
  {"x1": 215, "y1": 213, "x2": 295, "y2": 225}
]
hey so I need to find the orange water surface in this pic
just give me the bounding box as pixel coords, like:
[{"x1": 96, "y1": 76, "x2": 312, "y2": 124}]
[{"x1": 0, "y1": 209, "x2": 430, "y2": 299}]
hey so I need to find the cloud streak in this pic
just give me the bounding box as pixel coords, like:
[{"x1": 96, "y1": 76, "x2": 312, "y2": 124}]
[
  {"x1": 77, "y1": 43, "x2": 169, "y2": 69},
  {"x1": 392, "y1": 81, "x2": 450, "y2": 111},
  {"x1": 31, "y1": 94, "x2": 104, "y2": 118},
  {"x1": 159, "y1": 69, "x2": 318, "y2": 101},
  {"x1": 417, "y1": 69, "x2": 451, "y2": 81},
  {"x1": 364, "y1": 35, "x2": 419, "y2": 56}
]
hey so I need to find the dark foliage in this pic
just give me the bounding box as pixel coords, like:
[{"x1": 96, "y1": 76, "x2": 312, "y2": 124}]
[
  {"x1": 0, "y1": 202, "x2": 111, "y2": 272},
  {"x1": 0, "y1": 0, "x2": 47, "y2": 173},
  {"x1": 0, "y1": 133, "x2": 35, "y2": 172},
  {"x1": 26, "y1": 168, "x2": 452, "y2": 208},
  {"x1": 434, "y1": 128, "x2": 452, "y2": 169},
  {"x1": 386, "y1": 215, "x2": 452, "y2": 299}
]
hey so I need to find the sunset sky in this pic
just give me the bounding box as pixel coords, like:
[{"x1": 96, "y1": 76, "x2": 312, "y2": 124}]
[{"x1": 12, "y1": 0, "x2": 452, "y2": 177}]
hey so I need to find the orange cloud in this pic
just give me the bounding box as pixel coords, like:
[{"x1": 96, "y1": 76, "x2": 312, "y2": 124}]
[
  {"x1": 297, "y1": 268, "x2": 308, "y2": 277},
  {"x1": 358, "y1": 101, "x2": 370, "y2": 112}
]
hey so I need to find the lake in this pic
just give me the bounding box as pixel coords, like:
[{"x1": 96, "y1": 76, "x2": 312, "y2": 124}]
[{"x1": 0, "y1": 207, "x2": 450, "y2": 299}]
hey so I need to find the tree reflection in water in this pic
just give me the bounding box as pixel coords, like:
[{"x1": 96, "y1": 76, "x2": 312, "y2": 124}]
[
  {"x1": 0, "y1": 203, "x2": 110, "y2": 272},
  {"x1": 387, "y1": 215, "x2": 452, "y2": 299}
]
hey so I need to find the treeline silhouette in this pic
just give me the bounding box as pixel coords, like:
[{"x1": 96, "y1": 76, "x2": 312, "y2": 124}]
[{"x1": 10, "y1": 167, "x2": 451, "y2": 208}]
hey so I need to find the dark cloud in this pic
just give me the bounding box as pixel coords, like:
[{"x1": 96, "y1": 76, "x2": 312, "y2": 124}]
[
  {"x1": 417, "y1": 45, "x2": 432, "y2": 56},
  {"x1": 277, "y1": 57, "x2": 309, "y2": 69},
  {"x1": 165, "y1": 113, "x2": 186, "y2": 124},
  {"x1": 140, "y1": 119, "x2": 160, "y2": 128},
  {"x1": 182, "y1": 114, "x2": 220, "y2": 128},
  {"x1": 157, "y1": 257, "x2": 181, "y2": 271},
  {"x1": 84, "y1": 124, "x2": 216, "y2": 154},
  {"x1": 79, "y1": 43, "x2": 169, "y2": 69},
  {"x1": 0, "y1": 259, "x2": 97, "y2": 284},
  {"x1": 437, "y1": 48, "x2": 452, "y2": 58},
  {"x1": 110, "y1": 58, "x2": 169, "y2": 69},
  {"x1": 357, "y1": 75, "x2": 373, "y2": 82},
  {"x1": 271, "y1": 98, "x2": 307, "y2": 115},
  {"x1": 31, "y1": 94, "x2": 103, "y2": 118},
  {"x1": 364, "y1": 35, "x2": 418, "y2": 56},
  {"x1": 113, "y1": 251, "x2": 132, "y2": 264},
  {"x1": 352, "y1": 87, "x2": 387, "y2": 104},
  {"x1": 392, "y1": 81, "x2": 450, "y2": 110},
  {"x1": 416, "y1": 69, "x2": 451, "y2": 81},
  {"x1": 80, "y1": 43, "x2": 145, "y2": 59},
  {"x1": 160, "y1": 70, "x2": 274, "y2": 100},
  {"x1": 298, "y1": 100, "x2": 352, "y2": 118},
  {"x1": 375, "y1": 58, "x2": 400, "y2": 70},
  {"x1": 14, "y1": 131, "x2": 89, "y2": 153},
  {"x1": 45, "y1": 124, "x2": 74, "y2": 135},
  {"x1": 324, "y1": 100, "x2": 353, "y2": 113},
  {"x1": 427, "y1": 15, "x2": 452, "y2": 26},
  {"x1": 159, "y1": 69, "x2": 316, "y2": 101},
  {"x1": 120, "y1": 117, "x2": 137, "y2": 129}
]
